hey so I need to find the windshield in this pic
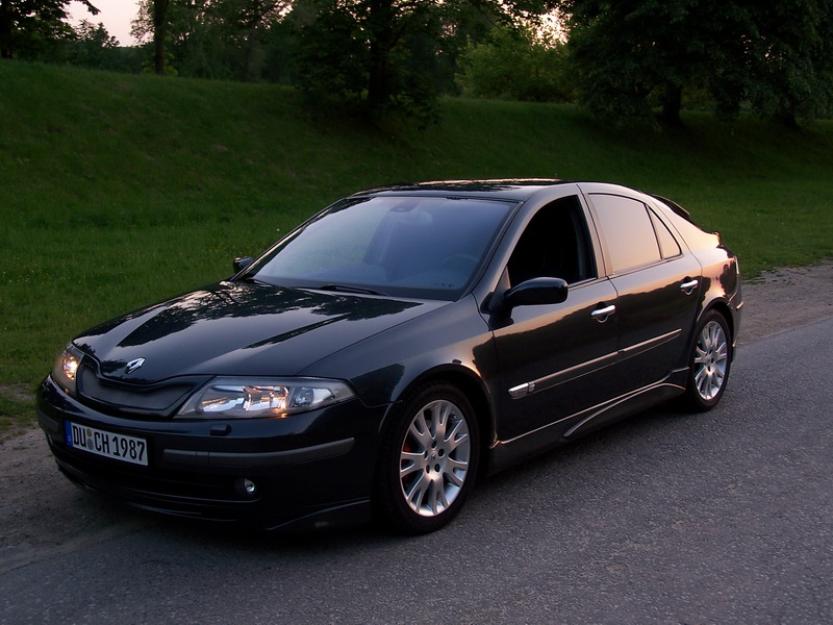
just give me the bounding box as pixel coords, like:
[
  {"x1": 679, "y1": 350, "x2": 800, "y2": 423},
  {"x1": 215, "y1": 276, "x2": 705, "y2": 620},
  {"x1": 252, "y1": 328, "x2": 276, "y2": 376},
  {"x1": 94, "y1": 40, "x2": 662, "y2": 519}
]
[{"x1": 250, "y1": 195, "x2": 515, "y2": 300}]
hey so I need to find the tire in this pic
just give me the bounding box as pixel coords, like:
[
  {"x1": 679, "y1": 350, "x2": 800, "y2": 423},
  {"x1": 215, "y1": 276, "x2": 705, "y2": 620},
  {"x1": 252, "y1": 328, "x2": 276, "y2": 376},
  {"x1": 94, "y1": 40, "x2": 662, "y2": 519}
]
[
  {"x1": 681, "y1": 310, "x2": 733, "y2": 411},
  {"x1": 375, "y1": 383, "x2": 480, "y2": 534}
]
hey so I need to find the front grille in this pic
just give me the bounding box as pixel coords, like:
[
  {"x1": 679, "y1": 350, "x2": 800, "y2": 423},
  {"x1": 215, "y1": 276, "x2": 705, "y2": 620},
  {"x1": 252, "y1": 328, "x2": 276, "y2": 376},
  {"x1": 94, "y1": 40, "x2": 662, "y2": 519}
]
[{"x1": 76, "y1": 362, "x2": 208, "y2": 418}]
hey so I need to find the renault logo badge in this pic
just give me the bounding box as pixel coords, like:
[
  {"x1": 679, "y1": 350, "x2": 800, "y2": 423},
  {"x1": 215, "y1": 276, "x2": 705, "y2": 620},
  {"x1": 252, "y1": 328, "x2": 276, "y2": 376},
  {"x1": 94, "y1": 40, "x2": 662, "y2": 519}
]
[{"x1": 125, "y1": 358, "x2": 146, "y2": 374}]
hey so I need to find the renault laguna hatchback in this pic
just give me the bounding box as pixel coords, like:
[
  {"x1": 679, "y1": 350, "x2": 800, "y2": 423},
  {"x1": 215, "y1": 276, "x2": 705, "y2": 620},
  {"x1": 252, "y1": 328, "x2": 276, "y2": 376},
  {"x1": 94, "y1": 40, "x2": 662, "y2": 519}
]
[{"x1": 38, "y1": 180, "x2": 741, "y2": 533}]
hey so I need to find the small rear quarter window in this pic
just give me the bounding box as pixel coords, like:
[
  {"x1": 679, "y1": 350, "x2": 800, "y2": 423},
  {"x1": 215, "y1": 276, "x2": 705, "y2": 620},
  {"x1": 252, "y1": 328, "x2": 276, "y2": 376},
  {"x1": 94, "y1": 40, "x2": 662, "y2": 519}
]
[{"x1": 649, "y1": 210, "x2": 682, "y2": 258}]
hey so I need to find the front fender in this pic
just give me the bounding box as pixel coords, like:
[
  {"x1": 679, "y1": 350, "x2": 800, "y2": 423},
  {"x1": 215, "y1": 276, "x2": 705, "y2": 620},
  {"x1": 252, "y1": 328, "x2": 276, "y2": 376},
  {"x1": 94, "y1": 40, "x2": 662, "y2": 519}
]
[{"x1": 299, "y1": 295, "x2": 501, "y2": 438}]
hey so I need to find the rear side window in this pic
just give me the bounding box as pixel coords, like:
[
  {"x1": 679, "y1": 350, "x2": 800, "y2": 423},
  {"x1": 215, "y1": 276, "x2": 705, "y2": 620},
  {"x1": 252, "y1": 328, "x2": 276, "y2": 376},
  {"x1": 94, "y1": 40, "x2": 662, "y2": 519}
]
[
  {"x1": 649, "y1": 209, "x2": 682, "y2": 258},
  {"x1": 590, "y1": 194, "x2": 661, "y2": 274}
]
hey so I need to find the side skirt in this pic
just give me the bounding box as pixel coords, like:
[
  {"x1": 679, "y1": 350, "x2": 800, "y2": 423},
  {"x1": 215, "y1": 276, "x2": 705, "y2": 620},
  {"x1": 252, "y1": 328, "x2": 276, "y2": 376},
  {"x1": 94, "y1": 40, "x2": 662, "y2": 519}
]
[{"x1": 487, "y1": 369, "x2": 688, "y2": 475}]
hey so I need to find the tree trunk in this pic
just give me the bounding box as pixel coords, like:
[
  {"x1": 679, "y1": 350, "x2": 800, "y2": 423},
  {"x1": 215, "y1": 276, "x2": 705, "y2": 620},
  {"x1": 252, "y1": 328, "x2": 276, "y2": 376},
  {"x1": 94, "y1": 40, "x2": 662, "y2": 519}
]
[
  {"x1": 775, "y1": 107, "x2": 799, "y2": 129},
  {"x1": 152, "y1": 0, "x2": 170, "y2": 75},
  {"x1": 0, "y1": 0, "x2": 13, "y2": 59},
  {"x1": 366, "y1": 0, "x2": 394, "y2": 115},
  {"x1": 659, "y1": 82, "x2": 683, "y2": 126},
  {"x1": 245, "y1": 24, "x2": 259, "y2": 81}
]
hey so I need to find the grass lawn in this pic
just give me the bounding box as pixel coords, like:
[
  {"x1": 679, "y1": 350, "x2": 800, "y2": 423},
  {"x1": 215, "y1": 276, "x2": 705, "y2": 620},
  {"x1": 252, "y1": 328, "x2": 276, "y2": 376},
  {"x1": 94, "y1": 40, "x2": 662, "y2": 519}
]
[{"x1": 1, "y1": 61, "x2": 832, "y2": 432}]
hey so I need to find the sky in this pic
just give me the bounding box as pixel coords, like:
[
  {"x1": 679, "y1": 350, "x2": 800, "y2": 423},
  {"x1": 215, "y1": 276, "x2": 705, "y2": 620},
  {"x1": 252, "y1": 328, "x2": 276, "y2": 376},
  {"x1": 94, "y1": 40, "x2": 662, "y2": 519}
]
[
  {"x1": 67, "y1": 0, "x2": 141, "y2": 46},
  {"x1": 66, "y1": 1, "x2": 564, "y2": 48}
]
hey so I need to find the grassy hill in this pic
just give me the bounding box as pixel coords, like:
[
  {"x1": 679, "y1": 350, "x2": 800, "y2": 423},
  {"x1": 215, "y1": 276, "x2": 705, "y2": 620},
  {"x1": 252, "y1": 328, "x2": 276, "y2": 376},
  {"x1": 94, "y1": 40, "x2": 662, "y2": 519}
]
[{"x1": 2, "y1": 61, "x2": 833, "y2": 431}]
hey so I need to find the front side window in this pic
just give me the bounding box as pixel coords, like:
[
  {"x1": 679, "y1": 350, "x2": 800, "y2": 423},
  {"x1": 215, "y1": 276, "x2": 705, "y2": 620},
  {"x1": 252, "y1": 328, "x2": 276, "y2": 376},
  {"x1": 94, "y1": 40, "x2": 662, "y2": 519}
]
[
  {"x1": 590, "y1": 194, "x2": 661, "y2": 274},
  {"x1": 251, "y1": 196, "x2": 514, "y2": 300},
  {"x1": 507, "y1": 196, "x2": 596, "y2": 286}
]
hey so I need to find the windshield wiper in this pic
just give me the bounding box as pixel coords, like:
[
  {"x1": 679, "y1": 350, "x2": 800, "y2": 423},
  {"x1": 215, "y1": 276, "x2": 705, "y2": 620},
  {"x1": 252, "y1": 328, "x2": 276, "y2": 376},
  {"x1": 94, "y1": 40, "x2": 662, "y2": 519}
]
[{"x1": 302, "y1": 283, "x2": 386, "y2": 296}]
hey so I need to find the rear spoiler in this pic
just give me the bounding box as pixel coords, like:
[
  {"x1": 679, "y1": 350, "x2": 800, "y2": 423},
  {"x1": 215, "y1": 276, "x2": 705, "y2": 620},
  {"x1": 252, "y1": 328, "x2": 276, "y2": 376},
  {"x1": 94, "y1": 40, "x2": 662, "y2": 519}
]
[{"x1": 651, "y1": 194, "x2": 694, "y2": 223}]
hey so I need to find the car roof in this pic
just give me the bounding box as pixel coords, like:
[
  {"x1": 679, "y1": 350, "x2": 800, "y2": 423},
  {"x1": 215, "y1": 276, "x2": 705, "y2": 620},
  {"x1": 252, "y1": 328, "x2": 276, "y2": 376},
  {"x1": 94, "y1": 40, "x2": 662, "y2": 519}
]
[
  {"x1": 351, "y1": 179, "x2": 568, "y2": 201},
  {"x1": 349, "y1": 180, "x2": 698, "y2": 227}
]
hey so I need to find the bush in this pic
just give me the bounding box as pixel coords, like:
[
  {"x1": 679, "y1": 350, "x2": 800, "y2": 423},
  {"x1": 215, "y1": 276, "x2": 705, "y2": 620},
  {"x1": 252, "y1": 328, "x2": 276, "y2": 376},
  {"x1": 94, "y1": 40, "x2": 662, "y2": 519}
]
[{"x1": 456, "y1": 26, "x2": 574, "y2": 103}]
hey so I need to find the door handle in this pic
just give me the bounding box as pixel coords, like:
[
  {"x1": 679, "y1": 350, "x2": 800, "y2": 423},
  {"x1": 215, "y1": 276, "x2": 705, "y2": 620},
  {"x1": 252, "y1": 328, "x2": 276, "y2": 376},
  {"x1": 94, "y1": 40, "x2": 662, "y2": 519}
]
[
  {"x1": 591, "y1": 304, "x2": 616, "y2": 322},
  {"x1": 680, "y1": 278, "x2": 699, "y2": 295}
]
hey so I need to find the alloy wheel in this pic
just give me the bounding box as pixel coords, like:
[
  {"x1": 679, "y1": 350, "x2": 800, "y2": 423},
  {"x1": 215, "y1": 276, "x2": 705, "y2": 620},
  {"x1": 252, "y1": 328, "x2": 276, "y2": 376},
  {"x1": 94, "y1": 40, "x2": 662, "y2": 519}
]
[
  {"x1": 693, "y1": 320, "x2": 729, "y2": 401},
  {"x1": 399, "y1": 399, "x2": 471, "y2": 517}
]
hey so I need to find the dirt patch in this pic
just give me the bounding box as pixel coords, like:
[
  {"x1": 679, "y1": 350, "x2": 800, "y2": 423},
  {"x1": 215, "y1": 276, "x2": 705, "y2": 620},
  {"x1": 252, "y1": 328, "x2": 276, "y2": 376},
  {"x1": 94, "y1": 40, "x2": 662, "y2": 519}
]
[
  {"x1": 1, "y1": 261, "x2": 832, "y2": 564},
  {"x1": 0, "y1": 384, "x2": 33, "y2": 404},
  {"x1": 738, "y1": 261, "x2": 833, "y2": 344},
  {"x1": 0, "y1": 428, "x2": 144, "y2": 573},
  {"x1": 0, "y1": 384, "x2": 36, "y2": 442}
]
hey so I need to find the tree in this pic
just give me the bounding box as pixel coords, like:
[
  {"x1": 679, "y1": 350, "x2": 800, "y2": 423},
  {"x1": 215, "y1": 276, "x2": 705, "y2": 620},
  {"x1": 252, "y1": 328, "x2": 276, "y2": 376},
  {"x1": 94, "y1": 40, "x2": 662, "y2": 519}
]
[
  {"x1": 456, "y1": 24, "x2": 572, "y2": 102},
  {"x1": 746, "y1": 0, "x2": 833, "y2": 126},
  {"x1": 559, "y1": 0, "x2": 833, "y2": 126},
  {"x1": 559, "y1": 0, "x2": 751, "y2": 125},
  {"x1": 430, "y1": 0, "x2": 507, "y2": 94},
  {"x1": 0, "y1": 0, "x2": 98, "y2": 59},
  {"x1": 133, "y1": 0, "x2": 201, "y2": 75},
  {"x1": 133, "y1": 0, "x2": 290, "y2": 79},
  {"x1": 294, "y1": 0, "x2": 368, "y2": 108},
  {"x1": 222, "y1": 0, "x2": 291, "y2": 80},
  {"x1": 63, "y1": 20, "x2": 146, "y2": 72},
  {"x1": 295, "y1": 0, "x2": 557, "y2": 121},
  {"x1": 152, "y1": 0, "x2": 170, "y2": 74},
  {"x1": 67, "y1": 20, "x2": 119, "y2": 66}
]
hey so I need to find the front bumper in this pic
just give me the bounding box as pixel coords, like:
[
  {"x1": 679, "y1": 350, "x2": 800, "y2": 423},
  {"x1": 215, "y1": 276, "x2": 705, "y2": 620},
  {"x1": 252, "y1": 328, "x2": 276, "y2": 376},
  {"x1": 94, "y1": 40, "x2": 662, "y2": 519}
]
[{"x1": 37, "y1": 376, "x2": 390, "y2": 529}]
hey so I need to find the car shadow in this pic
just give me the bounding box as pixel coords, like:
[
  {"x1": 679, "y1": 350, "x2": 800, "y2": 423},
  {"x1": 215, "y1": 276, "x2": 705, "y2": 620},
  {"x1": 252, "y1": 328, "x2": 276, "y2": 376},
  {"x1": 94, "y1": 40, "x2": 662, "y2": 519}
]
[{"x1": 128, "y1": 399, "x2": 704, "y2": 555}]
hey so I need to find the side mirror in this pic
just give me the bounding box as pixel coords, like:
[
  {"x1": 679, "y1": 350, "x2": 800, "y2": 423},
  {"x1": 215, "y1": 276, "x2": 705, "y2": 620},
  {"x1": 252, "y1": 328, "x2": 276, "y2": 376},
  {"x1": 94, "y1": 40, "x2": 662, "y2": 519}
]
[
  {"x1": 502, "y1": 277, "x2": 568, "y2": 310},
  {"x1": 233, "y1": 256, "x2": 254, "y2": 273}
]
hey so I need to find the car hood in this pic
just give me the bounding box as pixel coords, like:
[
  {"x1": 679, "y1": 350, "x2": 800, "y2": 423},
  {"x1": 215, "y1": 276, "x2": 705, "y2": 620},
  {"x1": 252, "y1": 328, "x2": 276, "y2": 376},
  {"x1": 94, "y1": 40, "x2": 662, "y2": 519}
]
[{"x1": 73, "y1": 281, "x2": 440, "y2": 383}]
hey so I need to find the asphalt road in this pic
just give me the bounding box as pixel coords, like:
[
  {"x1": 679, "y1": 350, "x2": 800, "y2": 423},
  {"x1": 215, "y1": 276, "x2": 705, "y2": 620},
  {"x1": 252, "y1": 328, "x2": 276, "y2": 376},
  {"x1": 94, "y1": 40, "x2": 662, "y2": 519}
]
[{"x1": 2, "y1": 316, "x2": 833, "y2": 625}]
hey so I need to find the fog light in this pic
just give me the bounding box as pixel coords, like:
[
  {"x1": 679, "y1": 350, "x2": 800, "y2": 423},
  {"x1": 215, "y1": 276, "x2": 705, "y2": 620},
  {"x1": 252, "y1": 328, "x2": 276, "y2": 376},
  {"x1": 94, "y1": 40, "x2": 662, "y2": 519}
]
[{"x1": 240, "y1": 478, "x2": 257, "y2": 497}]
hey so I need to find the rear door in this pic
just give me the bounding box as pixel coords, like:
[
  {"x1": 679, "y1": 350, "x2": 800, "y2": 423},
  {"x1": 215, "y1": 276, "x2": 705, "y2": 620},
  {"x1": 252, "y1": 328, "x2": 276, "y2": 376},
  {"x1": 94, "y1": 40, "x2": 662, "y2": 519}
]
[{"x1": 583, "y1": 187, "x2": 701, "y2": 390}]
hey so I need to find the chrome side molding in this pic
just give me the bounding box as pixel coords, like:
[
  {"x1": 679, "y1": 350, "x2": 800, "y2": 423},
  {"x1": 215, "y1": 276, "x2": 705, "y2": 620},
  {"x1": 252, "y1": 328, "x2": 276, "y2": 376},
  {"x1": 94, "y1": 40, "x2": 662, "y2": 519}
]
[
  {"x1": 496, "y1": 377, "x2": 686, "y2": 447},
  {"x1": 507, "y1": 328, "x2": 682, "y2": 399}
]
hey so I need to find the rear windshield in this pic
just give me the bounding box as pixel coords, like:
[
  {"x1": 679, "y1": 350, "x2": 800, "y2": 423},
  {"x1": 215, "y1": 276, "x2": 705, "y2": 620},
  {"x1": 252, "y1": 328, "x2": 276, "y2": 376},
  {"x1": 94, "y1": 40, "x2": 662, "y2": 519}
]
[{"x1": 250, "y1": 196, "x2": 515, "y2": 300}]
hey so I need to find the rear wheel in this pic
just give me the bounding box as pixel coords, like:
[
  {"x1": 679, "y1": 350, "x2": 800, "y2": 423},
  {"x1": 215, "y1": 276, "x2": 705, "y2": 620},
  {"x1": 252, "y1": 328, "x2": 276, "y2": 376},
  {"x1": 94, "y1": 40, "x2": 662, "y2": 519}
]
[
  {"x1": 682, "y1": 310, "x2": 733, "y2": 411},
  {"x1": 376, "y1": 384, "x2": 479, "y2": 534}
]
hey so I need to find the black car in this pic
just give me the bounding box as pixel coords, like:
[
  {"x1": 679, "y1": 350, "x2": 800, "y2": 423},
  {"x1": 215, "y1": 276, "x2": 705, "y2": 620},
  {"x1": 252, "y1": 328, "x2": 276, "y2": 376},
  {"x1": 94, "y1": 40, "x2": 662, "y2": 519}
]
[{"x1": 38, "y1": 180, "x2": 741, "y2": 533}]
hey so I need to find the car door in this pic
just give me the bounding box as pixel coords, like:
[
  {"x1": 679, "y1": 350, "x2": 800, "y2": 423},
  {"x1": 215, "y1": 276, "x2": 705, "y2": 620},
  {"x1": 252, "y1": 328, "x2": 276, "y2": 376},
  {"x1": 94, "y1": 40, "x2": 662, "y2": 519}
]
[
  {"x1": 490, "y1": 194, "x2": 622, "y2": 441},
  {"x1": 583, "y1": 188, "x2": 702, "y2": 391}
]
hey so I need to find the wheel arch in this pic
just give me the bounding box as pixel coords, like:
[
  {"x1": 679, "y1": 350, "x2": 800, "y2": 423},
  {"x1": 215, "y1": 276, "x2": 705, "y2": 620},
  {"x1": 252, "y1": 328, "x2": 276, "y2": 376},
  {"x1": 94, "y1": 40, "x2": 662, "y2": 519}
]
[
  {"x1": 699, "y1": 298, "x2": 735, "y2": 344},
  {"x1": 381, "y1": 364, "x2": 498, "y2": 475},
  {"x1": 675, "y1": 296, "x2": 736, "y2": 374}
]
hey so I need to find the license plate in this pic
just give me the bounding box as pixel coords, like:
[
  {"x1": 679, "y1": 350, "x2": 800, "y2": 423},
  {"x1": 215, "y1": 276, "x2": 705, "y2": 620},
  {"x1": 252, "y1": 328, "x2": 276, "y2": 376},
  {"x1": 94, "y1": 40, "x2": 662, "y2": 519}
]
[{"x1": 65, "y1": 421, "x2": 148, "y2": 466}]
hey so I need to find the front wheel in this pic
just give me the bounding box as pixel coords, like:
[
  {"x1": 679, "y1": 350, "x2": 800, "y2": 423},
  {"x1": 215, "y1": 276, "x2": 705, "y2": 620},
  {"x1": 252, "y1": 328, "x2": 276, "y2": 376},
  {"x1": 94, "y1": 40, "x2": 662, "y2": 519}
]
[
  {"x1": 376, "y1": 384, "x2": 480, "y2": 534},
  {"x1": 681, "y1": 311, "x2": 733, "y2": 411}
]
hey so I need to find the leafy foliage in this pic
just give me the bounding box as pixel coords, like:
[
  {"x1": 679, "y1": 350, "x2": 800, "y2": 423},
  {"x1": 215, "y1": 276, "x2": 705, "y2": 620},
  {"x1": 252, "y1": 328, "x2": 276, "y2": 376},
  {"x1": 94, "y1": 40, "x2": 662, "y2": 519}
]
[
  {"x1": 745, "y1": 0, "x2": 833, "y2": 124},
  {"x1": 294, "y1": 0, "x2": 447, "y2": 122},
  {"x1": 132, "y1": 0, "x2": 290, "y2": 78},
  {"x1": 456, "y1": 25, "x2": 572, "y2": 102},
  {"x1": 0, "y1": 0, "x2": 98, "y2": 58},
  {"x1": 294, "y1": 0, "x2": 367, "y2": 108},
  {"x1": 294, "y1": 0, "x2": 560, "y2": 121},
  {"x1": 560, "y1": 0, "x2": 737, "y2": 124},
  {"x1": 4, "y1": 0, "x2": 833, "y2": 126},
  {"x1": 65, "y1": 20, "x2": 117, "y2": 64},
  {"x1": 559, "y1": 0, "x2": 833, "y2": 126}
]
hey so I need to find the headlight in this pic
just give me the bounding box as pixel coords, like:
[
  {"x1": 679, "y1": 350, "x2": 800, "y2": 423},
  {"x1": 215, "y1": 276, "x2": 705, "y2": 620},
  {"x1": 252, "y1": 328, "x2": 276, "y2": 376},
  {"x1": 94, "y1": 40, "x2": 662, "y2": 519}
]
[
  {"x1": 51, "y1": 344, "x2": 84, "y2": 395},
  {"x1": 176, "y1": 377, "x2": 354, "y2": 419}
]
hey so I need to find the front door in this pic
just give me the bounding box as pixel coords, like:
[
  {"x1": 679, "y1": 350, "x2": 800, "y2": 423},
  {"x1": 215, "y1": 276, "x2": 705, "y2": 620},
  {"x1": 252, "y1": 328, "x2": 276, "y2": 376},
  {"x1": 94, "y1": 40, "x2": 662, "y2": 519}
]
[{"x1": 490, "y1": 195, "x2": 621, "y2": 441}]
